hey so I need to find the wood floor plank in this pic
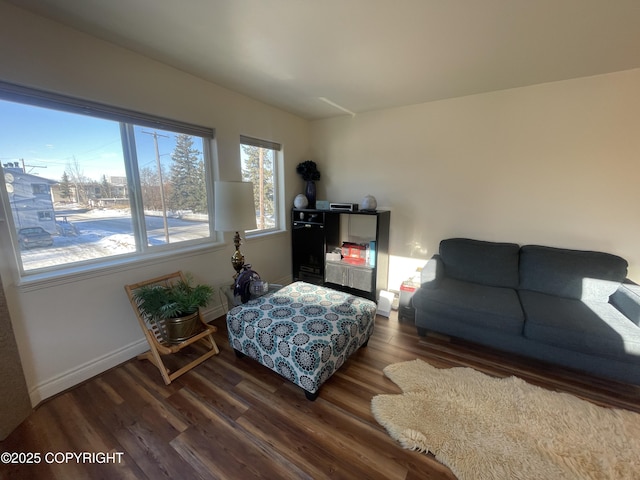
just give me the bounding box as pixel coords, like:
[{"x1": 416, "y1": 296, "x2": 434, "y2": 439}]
[
  {"x1": 44, "y1": 392, "x2": 139, "y2": 480},
  {"x1": 171, "y1": 405, "x2": 310, "y2": 480},
  {"x1": 236, "y1": 404, "x2": 354, "y2": 479},
  {"x1": 171, "y1": 370, "x2": 249, "y2": 422},
  {"x1": 0, "y1": 407, "x2": 72, "y2": 480},
  {"x1": 237, "y1": 383, "x2": 403, "y2": 479},
  {"x1": 108, "y1": 406, "x2": 199, "y2": 480},
  {"x1": 237, "y1": 380, "x2": 436, "y2": 479},
  {"x1": 3, "y1": 311, "x2": 638, "y2": 480}
]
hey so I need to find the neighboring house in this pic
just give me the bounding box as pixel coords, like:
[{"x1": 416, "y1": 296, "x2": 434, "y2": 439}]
[
  {"x1": 50, "y1": 175, "x2": 128, "y2": 206},
  {"x1": 3, "y1": 163, "x2": 57, "y2": 234},
  {"x1": 49, "y1": 183, "x2": 78, "y2": 204},
  {"x1": 96, "y1": 176, "x2": 129, "y2": 207}
]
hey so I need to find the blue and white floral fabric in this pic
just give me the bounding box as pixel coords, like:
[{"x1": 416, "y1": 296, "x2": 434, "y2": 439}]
[{"x1": 226, "y1": 281, "x2": 377, "y2": 395}]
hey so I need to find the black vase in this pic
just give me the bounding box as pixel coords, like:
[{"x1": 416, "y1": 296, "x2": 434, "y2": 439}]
[{"x1": 305, "y1": 181, "x2": 316, "y2": 209}]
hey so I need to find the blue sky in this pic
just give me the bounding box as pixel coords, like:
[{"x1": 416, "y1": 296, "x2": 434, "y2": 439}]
[{"x1": 0, "y1": 99, "x2": 184, "y2": 183}]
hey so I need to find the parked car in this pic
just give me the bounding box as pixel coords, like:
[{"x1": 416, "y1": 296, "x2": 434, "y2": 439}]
[{"x1": 18, "y1": 227, "x2": 54, "y2": 249}]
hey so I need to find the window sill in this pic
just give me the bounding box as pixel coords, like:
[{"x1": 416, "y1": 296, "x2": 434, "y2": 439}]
[
  {"x1": 16, "y1": 229, "x2": 288, "y2": 291},
  {"x1": 17, "y1": 240, "x2": 226, "y2": 292},
  {"x1": 245, "y1": 227, "x2": 287, "y2": 241}
]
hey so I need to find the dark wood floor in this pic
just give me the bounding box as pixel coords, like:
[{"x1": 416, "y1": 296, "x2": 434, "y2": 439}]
[{"x1": 3, "y1": 312, "x2": 639, "y2": 480}]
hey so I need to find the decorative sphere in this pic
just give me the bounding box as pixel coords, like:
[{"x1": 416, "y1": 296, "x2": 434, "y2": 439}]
[
  {"x1": 360, "y1": 195, "x2": 377, "y2": 211},
  {"x1": 294, "y1": 193, "x2": 308, "y2": 209}
]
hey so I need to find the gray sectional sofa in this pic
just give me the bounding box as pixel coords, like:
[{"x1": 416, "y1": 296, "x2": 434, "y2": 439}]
[{"x1": 412, "y1": 238, "x2": 640, "y2": 385}]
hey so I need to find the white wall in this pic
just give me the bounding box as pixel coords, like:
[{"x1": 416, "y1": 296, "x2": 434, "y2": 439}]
[
  {"x1": 0, "y1": 3, "x2": 307, "y2": 405},
  {"x1": 310, "y1": 69, "x2": 640, "y2": 287}
]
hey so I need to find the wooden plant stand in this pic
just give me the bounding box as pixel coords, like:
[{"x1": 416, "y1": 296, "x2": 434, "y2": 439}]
[{"x1": 124, "y1": 271, "x2": 220, "y2": 385}]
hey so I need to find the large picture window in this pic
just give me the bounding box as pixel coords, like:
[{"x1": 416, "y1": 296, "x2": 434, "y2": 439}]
[
  {"x1": 0, "y1": 82, "x2": 215, "y2": 275},
  {"x1": 240, "y1": 135, "x2": 280, "y2": 232}
]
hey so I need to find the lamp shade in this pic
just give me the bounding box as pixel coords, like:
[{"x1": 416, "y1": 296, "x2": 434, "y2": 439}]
[{"x1": 214, "y1": 181, "x2": 257, "y2": 232}]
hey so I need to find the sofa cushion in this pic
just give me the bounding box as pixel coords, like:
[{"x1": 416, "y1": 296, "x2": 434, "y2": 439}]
[
  {"x1": 520, "y1": 290, "x2": 640, "y2": 361},
  {"x1": 412, "y1": 278, "x2": 524, "y2": 334},
  {"x1": 519, "y1": 245, "x2": 628, "y2": 302},
  {"x1": 439, "y1": 238, "x2": 520, "y2": 289}
]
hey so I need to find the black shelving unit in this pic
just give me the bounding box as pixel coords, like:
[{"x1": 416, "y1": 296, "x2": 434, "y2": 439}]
[{"x1": 291, "y1": 208, "x2": 390, "y2": 302}]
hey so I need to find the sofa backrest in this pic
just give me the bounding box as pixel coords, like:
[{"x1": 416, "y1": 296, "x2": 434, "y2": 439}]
[
  {"x1": 519, "y1": 245, "x2": 628, "y2": 302},
  {"x1": 439, "y1": 238, "x2": 520, "y2": 289}
]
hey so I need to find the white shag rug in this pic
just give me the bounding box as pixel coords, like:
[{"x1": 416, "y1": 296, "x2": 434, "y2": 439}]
[{"x1": 371, "y1": 359, "x2": 640, "y2": 480}]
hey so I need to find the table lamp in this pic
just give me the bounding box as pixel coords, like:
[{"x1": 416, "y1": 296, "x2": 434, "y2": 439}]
[{"x1": 214, "y1": 181, "x2": 257, "y2": 279}]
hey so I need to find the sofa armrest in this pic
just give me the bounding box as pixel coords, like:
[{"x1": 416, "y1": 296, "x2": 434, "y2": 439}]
[
  {"x1": 420, "y1": 254, "x2": 444, "y2": 288},
  {"x1": 610, "y1": 280, "x2": 640, "y2": 326}
]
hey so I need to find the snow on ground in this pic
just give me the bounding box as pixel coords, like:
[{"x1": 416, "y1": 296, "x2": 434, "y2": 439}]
[
  {"x1": 85, "y1": 208, "x2": 130, "y2": 217},
  {"x1": 20, "y1": 208, "x2": 208, "y2": 271},
  {"x1": 20, "y1": 228, "x2": 137, "y2": 270}
]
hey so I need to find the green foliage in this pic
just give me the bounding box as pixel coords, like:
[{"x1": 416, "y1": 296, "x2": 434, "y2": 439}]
[
  {"x1": 133, "y1": 274, "x2": 214, "y2": 320},
  {"x1": 59, "y1": 171, "x2": 72, "y2": 200},
  {"x1": 100, "y1": 174, "x2": 110, "y2": 198},
  {"x1": 168, "y1": 134, "x2": 206, "y2": 213}
]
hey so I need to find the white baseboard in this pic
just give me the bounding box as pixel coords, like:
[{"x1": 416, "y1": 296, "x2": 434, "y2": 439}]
[
  {"x1": 202, "y1": 304, "x2": 227, "y2": 323},
  {"x1": 28, "y1": 337, "x2": 149, "y2": 407}
]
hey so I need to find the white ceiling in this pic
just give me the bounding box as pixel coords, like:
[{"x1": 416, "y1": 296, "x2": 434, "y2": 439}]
[{"x1": 9, "y1": 0, "x2": 640, "y2": 119}]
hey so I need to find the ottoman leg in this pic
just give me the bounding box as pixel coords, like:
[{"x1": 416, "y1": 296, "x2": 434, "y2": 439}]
[
  {"x1": 304, "y1": 389, "x2": 320, "y2": 401},
  {"x1": 234, "y1": 349, "x2": 245, "y2": 359},
  {"x1": 360, "y1": 331, "x2": 374, "y2": 348}
]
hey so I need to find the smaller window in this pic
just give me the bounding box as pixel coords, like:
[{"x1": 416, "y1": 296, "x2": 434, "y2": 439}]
[
  {"x1": 240, "y1": 136, "x2": 281, "y2": 232},
  {"x1": 32, "y1": 184, "x2": 50, "y2": 195},
  {"x1": 38, "y1": 211, "x2": 53, "y2": 221}
]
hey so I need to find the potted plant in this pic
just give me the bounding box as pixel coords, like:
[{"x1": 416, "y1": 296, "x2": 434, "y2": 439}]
[
  {"x1": 132, "y1": 274, "x2": 214, "y2": 344},
  {"x1": 296, "y1": 160, "x2": 321, "y2": 208}
]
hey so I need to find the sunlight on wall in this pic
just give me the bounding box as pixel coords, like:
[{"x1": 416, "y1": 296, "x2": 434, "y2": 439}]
[{"x1": 388, "y1": 254, "x2": 429, "y2": 291}]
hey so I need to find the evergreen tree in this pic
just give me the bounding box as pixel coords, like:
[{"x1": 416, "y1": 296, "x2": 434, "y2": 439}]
[
  {"x1": 100, "y1": 174, "x2": 111, "y2": 198},
  {"x1": 59, "y1": 171, "x2": 72, "y2": 202},
  {"x1": 241, "y1": 145, "x2": 274, "y2": 229},
  {"x1": 168, "y1": 134, "x2": 206, "y2": 213}
]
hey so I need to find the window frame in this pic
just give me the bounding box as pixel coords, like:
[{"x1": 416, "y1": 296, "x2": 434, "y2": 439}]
[{"x1": 0, "y1": 80, "x2": 219, "y2": 280}]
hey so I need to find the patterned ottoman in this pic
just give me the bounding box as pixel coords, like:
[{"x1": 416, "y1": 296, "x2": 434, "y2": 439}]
[{"x1": 226, "y1": 281, "x2": 377, "y2": 400}]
